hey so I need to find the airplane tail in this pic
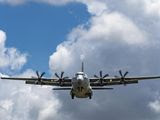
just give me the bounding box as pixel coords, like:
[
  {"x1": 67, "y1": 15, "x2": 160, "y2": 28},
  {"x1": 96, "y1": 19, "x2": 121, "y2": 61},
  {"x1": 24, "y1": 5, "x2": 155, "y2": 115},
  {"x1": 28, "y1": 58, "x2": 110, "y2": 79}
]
[{"x1": 81, "y1": 62, "x2": 84, "y2": 72}]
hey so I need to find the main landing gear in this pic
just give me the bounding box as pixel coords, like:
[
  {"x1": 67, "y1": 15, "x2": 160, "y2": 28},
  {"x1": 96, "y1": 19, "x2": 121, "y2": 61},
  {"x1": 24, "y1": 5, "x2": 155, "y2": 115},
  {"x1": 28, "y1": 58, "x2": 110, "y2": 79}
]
[
  {"x1": 71, "y1": 94, "x2": 74, "y2": 99},
  {"x1": 70, "y1": 90, "x2": 75, "y2": 99},
  {"x1": 88, "y1": 93, "x2": 92, "y2": 99}
]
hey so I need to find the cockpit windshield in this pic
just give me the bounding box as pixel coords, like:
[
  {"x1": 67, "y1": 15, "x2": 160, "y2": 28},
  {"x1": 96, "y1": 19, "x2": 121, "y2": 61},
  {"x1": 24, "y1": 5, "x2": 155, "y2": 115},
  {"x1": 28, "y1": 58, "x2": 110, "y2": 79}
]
[
  {"x1": 75, "y1": 72, "x2": 88, "y2": 78},
  {"x1": 75, "y1": 72, "x2": 84, "y2": 77}
]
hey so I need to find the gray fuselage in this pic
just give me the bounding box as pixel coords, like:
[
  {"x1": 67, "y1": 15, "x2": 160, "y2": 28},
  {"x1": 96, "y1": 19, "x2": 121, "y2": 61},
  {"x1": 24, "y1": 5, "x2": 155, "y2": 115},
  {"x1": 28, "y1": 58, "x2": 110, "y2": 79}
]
[{"x1": 71, "y1": 72, "x2": 92, "y2": 98}]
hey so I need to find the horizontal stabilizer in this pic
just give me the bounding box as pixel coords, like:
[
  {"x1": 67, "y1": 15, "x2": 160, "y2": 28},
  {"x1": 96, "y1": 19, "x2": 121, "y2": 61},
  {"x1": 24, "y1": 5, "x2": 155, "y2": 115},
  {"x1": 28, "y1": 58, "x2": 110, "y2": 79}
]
[
  {"x1": 92, "y1": 87, "x2": 113, "y2": 90},
  {"x1": 52, "y1": 88, "x2": 71, "y2": 90}
]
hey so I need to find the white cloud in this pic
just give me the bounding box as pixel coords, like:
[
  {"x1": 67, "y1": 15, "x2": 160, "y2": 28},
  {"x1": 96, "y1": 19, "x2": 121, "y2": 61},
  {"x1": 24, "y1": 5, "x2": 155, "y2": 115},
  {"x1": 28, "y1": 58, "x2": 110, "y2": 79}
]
[
  {"x1": 49, "y1": 44, "x2": 74, "y2": 72},
  {"x1": 144, "y1": 0, "x2": 160, "y2": 16},
  {"x1": 0, "y1": 99, "x2": 13, "y2": 111},
  {"x1": 49, "y1": 11, "x2": 148, "y2": 73},
  {"x1": 0, "y1": 30, "x2": 27, "y2": 70},
  {"x1": 78, "y1": 0, "x2": 108, "y2": 15},
  {"x1": 149, "y1": 99, "x2": 160, "y2": 113},
  {"x1": 0, "y1": 70, "x2": 65, "y2": 120},
  {"x1": 148, "y1": 93, "x2": 160, "y2": 120},
  {"x1": 0, "y1": 0, "x2": 107, "y2": 17},
  {"x1": 0, "y1": 0, "x2": 25, "y2": 5},
  {"x1": 1, "y1": 0, "x2": 160, "y2": 19},
  {"x1": 48, "y1": 1, "x2": 160, "y2": 120},
  {"x1": 0, "y1": 30, "x2": 6, "y2": 47},
  {"x1": 0, "y1": 0, "x2": 74, "y2": 5},
  {"x1": 36, "y1": 0, "x2": 74, "y2": 5},
  {"x1": 123, "y1": 0, "x2": 160, "y2": 17}
]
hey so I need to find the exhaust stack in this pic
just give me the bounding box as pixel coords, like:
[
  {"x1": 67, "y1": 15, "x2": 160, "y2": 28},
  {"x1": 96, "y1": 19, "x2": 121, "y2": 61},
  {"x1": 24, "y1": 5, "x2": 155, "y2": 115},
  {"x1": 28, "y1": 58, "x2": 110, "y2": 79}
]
[{"x1": 81, "y1": 62, "x2": 84, "y2": 72}]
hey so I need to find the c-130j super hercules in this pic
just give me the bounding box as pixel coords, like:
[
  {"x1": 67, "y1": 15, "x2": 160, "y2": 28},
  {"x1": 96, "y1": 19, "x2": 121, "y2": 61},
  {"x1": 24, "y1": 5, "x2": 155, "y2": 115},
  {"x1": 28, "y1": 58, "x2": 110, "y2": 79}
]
[{"x1": 1, "y1": 62, "x2": 160, "y2": 99}]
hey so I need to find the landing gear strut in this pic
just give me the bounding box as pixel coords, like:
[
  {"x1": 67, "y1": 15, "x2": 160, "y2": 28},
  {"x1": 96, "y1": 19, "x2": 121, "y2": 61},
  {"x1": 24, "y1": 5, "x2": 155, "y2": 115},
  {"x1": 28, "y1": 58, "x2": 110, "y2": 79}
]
[
  {"x1": 70, "y1": 89, "x2": 74, "y2": 99},
  {"x1": 71, "y1": 93, "x2": 74, "y2": 99},
  {"x1": 71, "y1": 94, "x2": 74, "y2": 99},
  {"x1": 88, "y1": 93, "x2": 92, "y2": 99}
]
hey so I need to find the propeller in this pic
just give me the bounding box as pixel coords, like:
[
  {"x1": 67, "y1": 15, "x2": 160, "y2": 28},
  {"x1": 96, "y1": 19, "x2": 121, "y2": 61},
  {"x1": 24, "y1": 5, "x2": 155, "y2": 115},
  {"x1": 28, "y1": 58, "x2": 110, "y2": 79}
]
[
  {"x1": 35, "y1": 71, "x2": 45, "y2": 84},
  {"x1": 55, "y1": 72, "x2": 68, "y2": 85},
  {"x1": 115, "y1": 70, "x2": 129, "y2": 85},
  {"x1": 94, "y1": 70, "x2": 109, "y2": 85}
]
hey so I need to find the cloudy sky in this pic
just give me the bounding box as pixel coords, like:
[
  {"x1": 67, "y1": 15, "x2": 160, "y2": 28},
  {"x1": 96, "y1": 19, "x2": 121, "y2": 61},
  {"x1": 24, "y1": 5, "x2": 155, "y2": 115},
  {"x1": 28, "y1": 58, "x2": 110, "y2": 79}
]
[{"x1": 1, "y1": 0, "x2": 160, "y2": 120}]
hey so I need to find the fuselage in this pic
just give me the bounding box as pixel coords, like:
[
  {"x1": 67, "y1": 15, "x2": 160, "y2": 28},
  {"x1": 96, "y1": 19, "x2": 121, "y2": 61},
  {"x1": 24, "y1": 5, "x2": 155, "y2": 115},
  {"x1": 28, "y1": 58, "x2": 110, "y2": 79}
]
[{"x1": 71, "y1": 72, "x2": 92, "y2": 98}]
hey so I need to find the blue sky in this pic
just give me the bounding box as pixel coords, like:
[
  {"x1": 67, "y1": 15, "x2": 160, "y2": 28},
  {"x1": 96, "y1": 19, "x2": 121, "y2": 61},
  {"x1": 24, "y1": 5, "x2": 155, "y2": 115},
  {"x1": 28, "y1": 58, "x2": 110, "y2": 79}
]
[{"x1": 0, "y1": 2, "x2": 90, "y2": 73}]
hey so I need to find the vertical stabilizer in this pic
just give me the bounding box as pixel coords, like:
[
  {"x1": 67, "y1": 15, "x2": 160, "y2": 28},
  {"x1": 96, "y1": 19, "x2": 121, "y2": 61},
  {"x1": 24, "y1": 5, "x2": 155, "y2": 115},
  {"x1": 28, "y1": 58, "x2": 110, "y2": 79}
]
[{"x1": 82, "y1": 62, "x2": 84, "y2": 72}]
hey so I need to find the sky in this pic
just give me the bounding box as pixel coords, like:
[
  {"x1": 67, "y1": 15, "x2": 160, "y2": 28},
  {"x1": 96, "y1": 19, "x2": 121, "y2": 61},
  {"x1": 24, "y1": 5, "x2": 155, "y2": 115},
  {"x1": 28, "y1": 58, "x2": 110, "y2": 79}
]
[
  {"x1": 1, "y1": 0, "x2": 160, "y2": 120},
  {"x1": 0, "y1": 1, "x2": 90, "y2": 74}
]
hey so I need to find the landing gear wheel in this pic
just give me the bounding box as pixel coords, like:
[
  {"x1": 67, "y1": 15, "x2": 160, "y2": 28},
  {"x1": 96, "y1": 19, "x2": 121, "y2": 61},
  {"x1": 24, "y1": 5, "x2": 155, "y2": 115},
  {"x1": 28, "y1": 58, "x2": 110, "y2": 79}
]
[
  {"x1": 89, "y1": 94, "x2": 92, "y2": 99},
  {"x1": 71, "y1": 94, "x2": 74, "y2": 99}
]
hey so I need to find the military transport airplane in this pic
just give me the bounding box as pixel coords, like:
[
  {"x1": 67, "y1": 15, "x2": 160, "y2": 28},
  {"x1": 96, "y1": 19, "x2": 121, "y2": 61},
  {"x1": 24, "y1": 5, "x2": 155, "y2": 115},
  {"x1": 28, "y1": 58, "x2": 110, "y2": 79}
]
[{"x1": 1, "y1": 62, "x2": 160, "y2": 99}]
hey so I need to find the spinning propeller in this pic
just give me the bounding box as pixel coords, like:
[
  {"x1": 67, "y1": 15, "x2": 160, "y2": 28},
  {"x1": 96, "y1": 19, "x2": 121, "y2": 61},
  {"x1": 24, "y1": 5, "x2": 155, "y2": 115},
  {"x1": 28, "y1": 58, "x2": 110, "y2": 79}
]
[
  {"x1": 55, "y1": 72, "x2": 69, "y2": 85},
  {"x1": 94, "y1": 71, "x2": 109, "y2": 85},
  {"x1": 35, "y1": 71, "x2": 45, "y2": 84},
  {"x1": 115, "y1": 70, "x2": 129, "y2": 85}
]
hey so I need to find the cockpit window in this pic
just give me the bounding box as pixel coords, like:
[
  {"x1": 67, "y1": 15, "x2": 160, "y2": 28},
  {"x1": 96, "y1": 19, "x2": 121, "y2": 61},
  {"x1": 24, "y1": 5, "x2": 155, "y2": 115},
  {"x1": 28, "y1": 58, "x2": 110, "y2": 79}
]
[{"x1": 75, "y1": 72, "x2": 84, "y2": 76}]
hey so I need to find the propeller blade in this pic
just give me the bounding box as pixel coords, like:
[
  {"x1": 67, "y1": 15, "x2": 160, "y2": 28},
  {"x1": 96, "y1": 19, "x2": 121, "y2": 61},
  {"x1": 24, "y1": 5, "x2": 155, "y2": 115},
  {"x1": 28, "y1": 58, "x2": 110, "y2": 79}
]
[
  {"x1": 61, "y1": 72, "x2": 64, "y2": 78},
  {"x1": 94, "y1": 75, "x2": 99, "y2": 78},
  {"x1": 94, "y1": 71, "x2": 109, "y2": 83},
  {"x1": 124, "y1": 71, "x2": 129, "y2": 77},
  {"x1": 55, "y1": 73, "x2": 60, "y2": 78},
  {"x1": 100, "y1": 71, "x2": 102, "y2": 78},
  {"x1": 115, "y1": 70, "x2": 129, "y2": 86},
  {"x1": 40, "y1": 72, "x2": 45, "y2": 78},
  {"x1": 35, "y1": 71, "x2": 45, "y2": 84},
  {"x1": 55, "y1": 72, "x2": 68, "y2": 85},
  {"x1": 36, "y1": 71, "x2": 40, "y2": 78},
  {"x1": 103, "y1": 74, "x2": 109, "y2": 78},
  {"x1": 119, "y1": 70, "x2": 123, "y2": 77}
]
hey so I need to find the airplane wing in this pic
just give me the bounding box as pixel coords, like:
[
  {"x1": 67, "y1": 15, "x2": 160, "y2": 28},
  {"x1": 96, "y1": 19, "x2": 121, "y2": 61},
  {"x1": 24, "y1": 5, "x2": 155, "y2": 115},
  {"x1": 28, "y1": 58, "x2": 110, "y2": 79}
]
[
  {"x1": 1, "y1": 76, "x2": 72, "y2": 86},
  {"x1": 112, "y1": 76, "x2": 160, "y2": 81},
  {"x1": 1, "y1": 77, "x2": 55, "y2": 81},
  {"x1": 102, "y1": 76, "x2": 160, "y2": 81},
  {"x1": 0, "y1": 71, "x2": 72, "y2": 86},
  {"x1": 90, "y1": 76, "x2": 160, "y2": 86}
]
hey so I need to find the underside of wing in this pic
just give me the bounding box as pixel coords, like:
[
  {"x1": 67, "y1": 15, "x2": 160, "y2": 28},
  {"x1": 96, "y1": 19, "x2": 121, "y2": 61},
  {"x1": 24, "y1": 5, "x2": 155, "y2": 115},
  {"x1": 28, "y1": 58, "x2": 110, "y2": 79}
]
[
  {"x1": 52, "y1": 88, "x2": 71, "y2": 90},
  {"x1": 25, "y1": 80, "x2": 72, "y2": 86},
  {"x1": 92, "y1": 87, "x2": 113, "y2": 90}
]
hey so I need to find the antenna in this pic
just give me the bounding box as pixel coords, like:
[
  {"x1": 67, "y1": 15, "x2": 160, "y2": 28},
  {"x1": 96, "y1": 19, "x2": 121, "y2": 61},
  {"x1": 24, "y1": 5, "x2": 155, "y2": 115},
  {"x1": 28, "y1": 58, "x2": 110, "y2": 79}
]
[{"x1": 82, "y1": 62, "x2": 84, "y2": 72}]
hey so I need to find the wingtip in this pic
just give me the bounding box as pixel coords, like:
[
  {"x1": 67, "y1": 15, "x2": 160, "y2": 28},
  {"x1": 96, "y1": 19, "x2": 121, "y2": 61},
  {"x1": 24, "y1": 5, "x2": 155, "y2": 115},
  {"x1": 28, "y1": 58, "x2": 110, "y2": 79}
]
[{"x1": 0, "y1": 73, "x2": 7, "y2": 79}]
